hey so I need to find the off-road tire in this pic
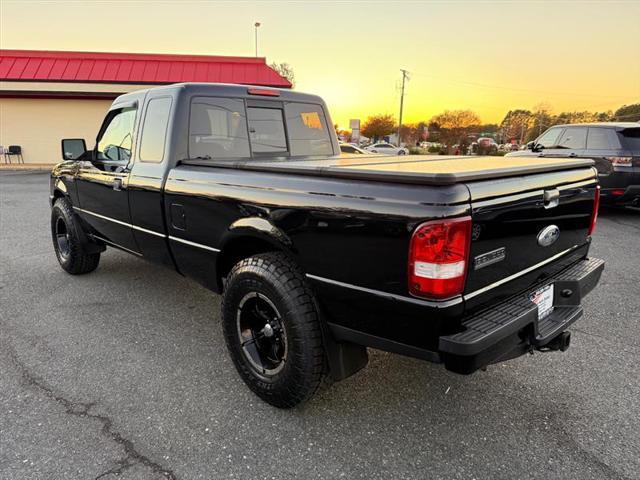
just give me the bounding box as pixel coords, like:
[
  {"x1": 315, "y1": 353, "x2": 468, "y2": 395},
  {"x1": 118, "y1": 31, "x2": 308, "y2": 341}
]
[
  {"x1": 51, "y1": 197, "x2": 101, "y2": 274},
  {"x1": 222, "y1": 252, "x2": 326, "y2": 408}
]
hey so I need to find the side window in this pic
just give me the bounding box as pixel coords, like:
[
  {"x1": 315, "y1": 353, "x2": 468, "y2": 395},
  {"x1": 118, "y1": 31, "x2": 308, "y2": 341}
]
[
  {"x1": 341, "y1": 145, "x2": 356, "y2": 153},
  {"x1": 247, "y1": 107, "x2": 288, "y2": 155},
  {"x1": 557, "y1": 127, "x2": 587, "y2": 149},
  {"x1": 587, "y1": 128, "x2": 615, "y2": 150},
  {"x1": 536, "y1": 128, "x2": 563, "y2": 149},
  {"x1": 96, "y1": 107, "x2": 137, "y2": 162},
  {"x1": 284, "y1": 103, "x2": 333, "y2": 156},
  {"x1": 189, "y1": 97, "x2": 250, "y2": 159},
  {"x1": 140, "y1": 97, "x2": 172, "y2": 162}
]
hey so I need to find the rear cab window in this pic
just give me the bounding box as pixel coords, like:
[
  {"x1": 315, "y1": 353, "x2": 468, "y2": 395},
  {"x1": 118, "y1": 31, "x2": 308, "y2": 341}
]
[
  {"x1": 247, "y1": 107, "x2": 288, "y2": 155},
  {"x1": 285, "y1": 103, "x2": 333, "y2": 156},
  {"x1": 189, "y1": 97, "x2": 251, "y2": 160},
  {"x1": 188, "y1": 96, "x2": 334, "y2": 161}
]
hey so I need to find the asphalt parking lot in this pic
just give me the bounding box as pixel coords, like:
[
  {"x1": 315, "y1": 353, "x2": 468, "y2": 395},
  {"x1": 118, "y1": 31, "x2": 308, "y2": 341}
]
[{"x1": 1, "y1": 171, "x2": 639, "y2": 480}]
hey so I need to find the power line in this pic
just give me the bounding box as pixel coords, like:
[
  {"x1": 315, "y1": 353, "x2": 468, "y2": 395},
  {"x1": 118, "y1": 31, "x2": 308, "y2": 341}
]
[{"x1": 410, "y1": 71, "x2": 636, "y2": 100}]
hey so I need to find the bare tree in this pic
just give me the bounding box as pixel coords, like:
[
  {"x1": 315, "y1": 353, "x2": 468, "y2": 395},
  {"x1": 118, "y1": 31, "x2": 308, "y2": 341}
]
[{"x1": 270, "y1": 62, "x2": 295, "y2": 88}]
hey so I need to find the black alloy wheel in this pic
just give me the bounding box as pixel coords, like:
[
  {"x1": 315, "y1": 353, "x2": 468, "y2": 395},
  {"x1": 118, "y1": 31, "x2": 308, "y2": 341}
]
[{"x1": 236, "y1": 291, "x2": 288, "y2": 378}]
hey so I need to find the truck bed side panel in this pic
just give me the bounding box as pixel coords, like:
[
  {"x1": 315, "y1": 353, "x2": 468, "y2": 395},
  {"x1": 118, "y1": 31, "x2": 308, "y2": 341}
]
[{"x1": 163, "y1": 165, "x2": 470, "y2": 350}]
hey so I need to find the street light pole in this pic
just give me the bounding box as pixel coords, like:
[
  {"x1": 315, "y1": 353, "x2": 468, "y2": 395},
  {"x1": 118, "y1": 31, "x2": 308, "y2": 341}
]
[
  {"x1": 397, "y1": 69, "x2": 409, "y2": 147},
  {"x1": 254, "y1": 22, "x2": 261, "y2": 57}
]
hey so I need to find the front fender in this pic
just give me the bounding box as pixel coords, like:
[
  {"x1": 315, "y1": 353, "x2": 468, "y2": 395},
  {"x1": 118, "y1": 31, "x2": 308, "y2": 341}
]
[{"x1": 50, "y1": 161, "x2": 79, "y2": 206}]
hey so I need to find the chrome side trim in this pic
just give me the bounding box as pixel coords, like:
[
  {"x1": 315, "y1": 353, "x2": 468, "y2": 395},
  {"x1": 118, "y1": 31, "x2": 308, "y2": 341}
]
[
  {"x1": 73, "y1": 206, "x2": 130, "y2": 228},
  {"x1": 131, "y1": 224, "x2": 166, "y2": 238},
  {"x1": 74, "y1": 206, "x2": 223, "y2": 252},
  {"x1": 464, "y1": 245, "x2": 578, "y2": 300},
  {"x1": 73, "y1": 206, "x2": 166, "y2": 238},
  {"x1": 168, "y1": 236, "x2": 221, "y2": 253},
  {"x1": 90, "y1": 234, "x2": 142, "y2": 256},
  {"x1": 305, "y1": 274, "x2": 463, "y2": 308}
]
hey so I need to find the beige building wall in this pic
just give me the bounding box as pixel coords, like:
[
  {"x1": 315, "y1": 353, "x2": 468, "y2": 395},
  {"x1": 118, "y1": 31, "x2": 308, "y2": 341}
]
[{"x1": 0, "y1": 97, "x2": 113, "y2": 164}]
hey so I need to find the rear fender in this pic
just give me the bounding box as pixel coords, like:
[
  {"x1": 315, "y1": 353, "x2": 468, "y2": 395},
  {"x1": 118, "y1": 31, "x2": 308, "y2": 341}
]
[
  {"x1": 220, "y1": 217, "x2": 368, "y2": 381},
  {"x1": 215, "y1": 217, "x2": 297, "y2": 290}
]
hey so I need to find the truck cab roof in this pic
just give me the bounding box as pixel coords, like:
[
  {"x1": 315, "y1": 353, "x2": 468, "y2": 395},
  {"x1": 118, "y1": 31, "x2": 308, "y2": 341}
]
[{"x1": 111, "y1": 82, "x2": 324, "y2": 105}]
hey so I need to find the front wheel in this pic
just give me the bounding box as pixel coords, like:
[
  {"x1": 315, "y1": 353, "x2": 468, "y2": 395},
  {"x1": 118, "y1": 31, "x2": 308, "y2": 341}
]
[
  {"x1": 51, "y1": 198, "x2": 101, "y2": 274},
  {"x1": 221, "y1": 252, "x2": 326, "y2": 408},
  {"x1": 398, "y1": 150, "x2": 406, "y2": 155}
]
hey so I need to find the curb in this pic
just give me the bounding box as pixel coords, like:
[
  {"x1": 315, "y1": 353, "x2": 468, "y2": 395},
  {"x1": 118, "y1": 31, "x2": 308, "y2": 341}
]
[{"x1": 0, "y1": 164, "x2": 55, "y2": 172}]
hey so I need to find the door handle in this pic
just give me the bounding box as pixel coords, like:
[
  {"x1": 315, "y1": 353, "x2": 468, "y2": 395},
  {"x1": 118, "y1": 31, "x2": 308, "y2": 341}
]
[
  {"x1": 113, "y1": 178, "x2": 123, "y2": 191},
  {"x1": 569, "y1": 153, "x2": 578, "y2": 158}
]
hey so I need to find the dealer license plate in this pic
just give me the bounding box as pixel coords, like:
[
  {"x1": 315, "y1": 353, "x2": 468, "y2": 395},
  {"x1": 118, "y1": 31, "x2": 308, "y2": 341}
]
[{"x1": 529, "y1": 284, "x2": 554, "y2": 320}]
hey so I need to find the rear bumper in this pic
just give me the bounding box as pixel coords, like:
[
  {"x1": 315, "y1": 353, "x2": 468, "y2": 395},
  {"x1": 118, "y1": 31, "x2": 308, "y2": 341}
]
[{"x1": 439, "y1": 257, "x2": 604, "y2": 374}]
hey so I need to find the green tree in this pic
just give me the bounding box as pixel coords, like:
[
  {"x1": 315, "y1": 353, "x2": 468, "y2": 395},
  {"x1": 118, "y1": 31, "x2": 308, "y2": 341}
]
[
  {"x1": 499, "y1": 109, "x2": 533, "y2": 143},
  {"x1": 361, "y1": 114, "x2": 396, "y2": 140},
  {"x1": 430, "y1": 110, "x2": 481, "y2": 152},
  {"x1": 613, "y1": 103, "x2": 640, "y2": 122},
  {"x1": 525, "y1": 104, "x2": 555, "y2": 142}
]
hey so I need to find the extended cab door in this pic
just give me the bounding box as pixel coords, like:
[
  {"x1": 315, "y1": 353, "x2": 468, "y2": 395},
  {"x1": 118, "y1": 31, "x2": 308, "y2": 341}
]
[
  {"x1": 128, "y1": 93, "x2": 176, "y2": 267},
  {"x1": 74, "y1": 101, "x2": 140, "y2": 254}
]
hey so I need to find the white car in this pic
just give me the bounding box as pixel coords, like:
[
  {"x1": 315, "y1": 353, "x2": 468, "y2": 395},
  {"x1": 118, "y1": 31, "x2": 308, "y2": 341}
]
[
  {"x1": 339, "y1": 142, "x2": 372, "y2": 155},
  {"x1": 364, "y1": 142, "x2": 409, "y2": 155}
]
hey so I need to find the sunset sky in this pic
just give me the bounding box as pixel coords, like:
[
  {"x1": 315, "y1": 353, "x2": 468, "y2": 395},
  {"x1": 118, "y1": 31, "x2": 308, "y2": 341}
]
[{"x1": 1, "y1": 0, "x2": 639, "y2": 128}]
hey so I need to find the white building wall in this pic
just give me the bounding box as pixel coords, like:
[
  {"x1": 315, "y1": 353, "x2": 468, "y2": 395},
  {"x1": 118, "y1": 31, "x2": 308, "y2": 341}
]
[{"x1": 0, "y1": 97, "x2": 113, "y2": 164}]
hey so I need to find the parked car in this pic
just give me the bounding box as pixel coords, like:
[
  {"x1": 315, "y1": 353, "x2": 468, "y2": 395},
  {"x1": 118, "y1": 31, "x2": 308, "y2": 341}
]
[
  {"x1": 364, "y1": 142, "x2": 409, "y2": 155},
  {"x1": 507, "y1": 123, "x2": 640, "y2": 206},
  {"x1": 339, "y1": 142, "x2": 371, "y2": 155},
  {"x1": 476, "y1": 137, "x2": 498, "y2": 155},
  {"x1": 420, "y1": 141, "x2": 442, "y2": 149},
  {"x1": 51, "y1": 83, "x2": 603, "y2": 408}
]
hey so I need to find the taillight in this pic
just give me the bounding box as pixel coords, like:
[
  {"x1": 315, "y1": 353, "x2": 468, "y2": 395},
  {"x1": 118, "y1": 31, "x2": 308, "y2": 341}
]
[
  {"x1": 247, "y1": 88, "x2": 280, "y2": 97},
  {"x1": 588, "y1": 185, "x2": 600, "y2": 236},
  {"x1": 606, "y1": 156, "x2": 632, "y2": 166},
  {"x1": 408, "y1": 216, "x2": 472, "y2": 299}
]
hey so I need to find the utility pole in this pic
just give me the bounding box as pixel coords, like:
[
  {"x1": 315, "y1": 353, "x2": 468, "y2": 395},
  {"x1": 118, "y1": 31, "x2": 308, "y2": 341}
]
[
  {"x1": 397, "y1": 69, "x2": 409, "y2": 146},
  {"x1": 254, "y1": 22, "x2": 261, "y2": 57}
]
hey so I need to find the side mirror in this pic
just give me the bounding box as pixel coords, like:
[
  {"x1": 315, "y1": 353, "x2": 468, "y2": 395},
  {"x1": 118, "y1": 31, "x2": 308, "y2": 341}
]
[
  {"x1": 526, "y1": 141, "x2": 536, "y2": 151},
  {"x1": 61, "y1": 138, "x2": 87, "y2": 161}
]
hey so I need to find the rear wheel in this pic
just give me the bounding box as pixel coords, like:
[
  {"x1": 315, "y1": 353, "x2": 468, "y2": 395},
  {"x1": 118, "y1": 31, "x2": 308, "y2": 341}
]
[
  {"x1": 221, "y1": 252, "x2": 326, "y2": 408},
  {"x1": 51, "y1": 198, "x2": 101, "y2": 274},
  {"x1": 398, "y1": 149, "x2": 406, "y2": 155}
]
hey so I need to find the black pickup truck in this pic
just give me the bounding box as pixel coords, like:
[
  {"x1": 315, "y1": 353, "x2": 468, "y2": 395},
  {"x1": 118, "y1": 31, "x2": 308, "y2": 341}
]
[{"x1": 51, "y1": 83, "x2": 604, "y2": 408}]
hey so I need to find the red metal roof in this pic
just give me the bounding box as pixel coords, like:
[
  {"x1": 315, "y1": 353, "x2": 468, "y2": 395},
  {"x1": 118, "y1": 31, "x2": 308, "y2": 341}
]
[{"x1": 0, "y1": 50, "x2": 292, "y2": 88}]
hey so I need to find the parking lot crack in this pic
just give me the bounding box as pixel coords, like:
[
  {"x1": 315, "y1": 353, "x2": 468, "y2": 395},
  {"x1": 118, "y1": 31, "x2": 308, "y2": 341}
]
[{"x1": 4, "y1": 344, "x2": 178, "y2": 480}]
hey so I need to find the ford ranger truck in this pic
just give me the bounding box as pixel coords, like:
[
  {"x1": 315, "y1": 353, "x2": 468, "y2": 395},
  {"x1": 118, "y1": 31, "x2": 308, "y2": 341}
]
[{"x1": 50, "y1": 83, "x2": 604, "y2": 408}]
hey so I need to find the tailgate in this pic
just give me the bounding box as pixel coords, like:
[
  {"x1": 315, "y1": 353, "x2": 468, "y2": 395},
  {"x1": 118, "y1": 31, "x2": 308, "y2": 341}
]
[{"x1": 463, "y1": 167, "x2": 598, "y2": 309}]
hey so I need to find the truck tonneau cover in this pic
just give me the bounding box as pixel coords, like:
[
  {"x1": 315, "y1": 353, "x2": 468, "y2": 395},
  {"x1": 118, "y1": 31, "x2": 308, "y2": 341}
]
[{"x1": 193, "y1": 155, "x2": 595, "y2": 185}]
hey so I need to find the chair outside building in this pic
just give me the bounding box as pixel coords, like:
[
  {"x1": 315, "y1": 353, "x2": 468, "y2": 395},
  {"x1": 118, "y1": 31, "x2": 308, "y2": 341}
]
[{"x1": 4, "y1": 145, "x2": 24, "y2": 163}]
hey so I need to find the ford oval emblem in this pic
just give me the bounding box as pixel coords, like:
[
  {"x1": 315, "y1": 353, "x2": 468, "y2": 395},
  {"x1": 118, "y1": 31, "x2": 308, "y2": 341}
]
[{"x1": 537, "y1": 225, "x2": 560, "y2": 247}]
